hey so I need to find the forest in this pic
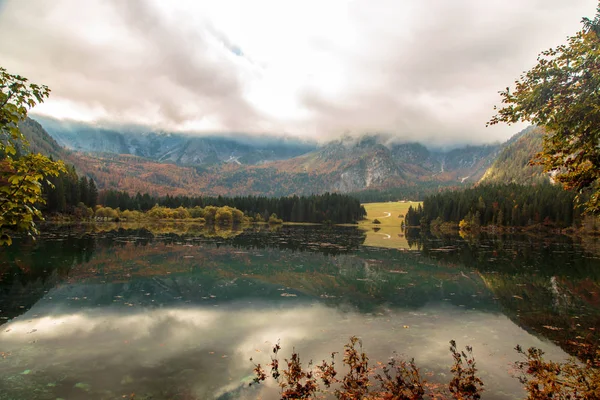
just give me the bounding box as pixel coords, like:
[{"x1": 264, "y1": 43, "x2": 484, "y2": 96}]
[
  {"x1": 41, "y1": 165, "x2": 366, "y2": 224},
  {"x1": 43, "y1": 164, "x2": 99, "y2": 214},
  {"x1": 405, "y1": 183, "x2": 579, "y2": 230}
]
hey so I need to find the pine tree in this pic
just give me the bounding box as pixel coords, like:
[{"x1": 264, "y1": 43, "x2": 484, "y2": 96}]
[
  {"x1": 88, "y1": 178, "x2": 98, "y2": 208},
  {"x1": 79, "y1": 176, "x2": 89, "y2": 206}
]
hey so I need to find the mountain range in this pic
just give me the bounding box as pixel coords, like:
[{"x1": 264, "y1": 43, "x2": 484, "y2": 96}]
[
  {"x1": 20, "y1": 117, "x2": 548, "y2": 198},
  {"x1": 35, "y1": 116, "x2": 316, "y2": 166}
]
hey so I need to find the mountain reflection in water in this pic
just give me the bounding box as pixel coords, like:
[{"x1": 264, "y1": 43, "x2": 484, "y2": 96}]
[{"x1": 0, "y1": 224, "x2": 599, "y2": 400}]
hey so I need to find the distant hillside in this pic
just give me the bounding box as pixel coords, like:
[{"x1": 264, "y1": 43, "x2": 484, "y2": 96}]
[
  {"x1": 266, "y1": 136, "x2": 500, "y2": 194},
  {"x1": 35, "y1": 117, "x2": 500, "y2": 184},
  {"x1": 74, "y1": 137, "x2": 499, "y2": 197},
  {"x1": 18, "y1": 118, "x2": 71, "y2": 161},
  {"x1": 479, "y1": 126, "x2": 548, "y2": 185},
  {"x1": 25, "y1": 117, "x2": 547, "y2": 198}
]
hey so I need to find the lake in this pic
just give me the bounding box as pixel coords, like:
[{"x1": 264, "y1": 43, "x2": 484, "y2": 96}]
[{"x1": 1, "y1": 224, "x2": 599, "y2": 399}]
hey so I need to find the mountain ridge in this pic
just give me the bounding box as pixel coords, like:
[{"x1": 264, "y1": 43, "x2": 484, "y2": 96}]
[
  {"x1": 23, "y1": 117, "x2": 543, "y2": 198},
  {"x1": 33, "y1": 116, "x2": 318, "y2": 167}
]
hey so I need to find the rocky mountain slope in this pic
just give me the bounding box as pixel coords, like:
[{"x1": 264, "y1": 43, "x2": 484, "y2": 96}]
[
  {"x1": 269, "y1": 136, "x2": 500, "y2": 193},
  {"x1": 24, "y1": 117, "x2": 540, "y2": 197}
]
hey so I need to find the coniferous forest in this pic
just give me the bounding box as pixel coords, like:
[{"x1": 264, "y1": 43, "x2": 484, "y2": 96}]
[
  {"x1": 405, "y1": 183, "x2": 579, "y2": 229},
  {"x1": 42, "y1": 165, "x2": 98, "y2": 214}
]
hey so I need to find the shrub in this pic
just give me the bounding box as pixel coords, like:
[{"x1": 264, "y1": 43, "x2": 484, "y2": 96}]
[
  {"x1": 73, "y1": 202, "x2": 93, "y2": 220},
  {"x1": 215, "y1": 207, "x2": 233, "y2": 226},
  {"x1": 189, "y1": 206, "x2": 205, "y2": 219},
  {"x1": 172, "y1": 206, "x2": 190, "y2": 219},
  {"x1": 251, "y1": 337, "x2": 483, "y2": 399},
  {"x1": 514, "y1": 345, "x2": 600, "y2": 399},
  {"x1": 203, "y1": 206, "x2": 218, "y2": 225},
  {"x1": 147, "y1": 205, "x2": 169, "y2": 220},
  {"x1": 231, "y1": 207, "x2": 244, "y2": 224},
  {"x1": 121, "y1": 209, "x2": 143, "y2": 221},
  {"x1": 268, "y1": 213, "x2": 283, "y2": 225},
  {"x1": 251, "y1": 338, "x2": 599, "y2": 399},
  {"x1": 95, "y1": 206, "x2": 119, "y2": 221}
]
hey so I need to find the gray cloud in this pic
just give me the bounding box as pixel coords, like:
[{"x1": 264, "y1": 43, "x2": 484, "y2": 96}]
[
  {"x1": 296, "y1": 0, "x2": 598, "y2": 145},
  {"x1": 0, "y1": 0, "x2": 596, "y2": 145},
  {"x1": 0, "y1": 0, "x2": 263, "y2": 130}
]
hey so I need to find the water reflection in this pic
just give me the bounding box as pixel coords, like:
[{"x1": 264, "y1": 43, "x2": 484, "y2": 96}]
[
  {"x1": 0, "y1": 301, "x2": 569, "y2": 400},
  {"x1": 0, "y1": 224, "x2": 599, "y2": 399},
  {"x1": 405, "y1": 231, "x2": 600, "y2": 361}
]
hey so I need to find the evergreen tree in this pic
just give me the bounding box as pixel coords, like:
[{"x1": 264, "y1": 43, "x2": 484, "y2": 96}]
[
  {"x1": 411, "y1": 183, "x2": 577, "y2": 229},
  {"x1": 79, "y1": 176, "x2": 89, "y2": 206},
  {"x1": 88, "y1": 179, "x2": 98, "y2": 208}
]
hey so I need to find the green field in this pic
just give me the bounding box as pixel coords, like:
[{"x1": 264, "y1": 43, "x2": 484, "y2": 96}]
[{"x1": 358, "y1": 201, "x2": 421, "y2": 250}]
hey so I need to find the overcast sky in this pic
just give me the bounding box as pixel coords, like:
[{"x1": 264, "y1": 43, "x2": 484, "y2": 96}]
[{"x1": 0, "y1": 0, "x2": 597, "y2": 146}]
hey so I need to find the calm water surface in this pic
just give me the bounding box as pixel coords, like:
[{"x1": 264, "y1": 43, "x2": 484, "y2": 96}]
[{"x1": 0, "y1": 224, "x2": 599, "y2": 399}]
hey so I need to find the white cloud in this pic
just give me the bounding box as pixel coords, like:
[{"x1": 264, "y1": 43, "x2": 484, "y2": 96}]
[{"x1": 0, "y1": 0, "x2": 596, "y2": 145}]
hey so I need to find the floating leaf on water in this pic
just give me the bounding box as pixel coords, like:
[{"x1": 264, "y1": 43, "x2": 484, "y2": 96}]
[
  {"x1": 74, "y1": 382, "x2": 91, "y2": 391},
  {"x1": 542, "y1": 325, "x2": 562, "y2": 331}
]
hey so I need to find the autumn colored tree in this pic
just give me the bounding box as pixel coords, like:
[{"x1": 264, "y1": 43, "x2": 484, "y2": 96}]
[
  {"x1": 0, "y1": 67, "x2": 64, "y2": 245},
  {"x1": 489, "y1": 4, "x2": 600, "y2": 214},
  {"x1": 215, "y1": 207, "x2": 233, "y2": 225}
]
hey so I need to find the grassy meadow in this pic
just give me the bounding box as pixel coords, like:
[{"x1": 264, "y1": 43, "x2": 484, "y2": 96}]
[{"x1": 358, "y1": 201, "x2": 421, "y2": 250}]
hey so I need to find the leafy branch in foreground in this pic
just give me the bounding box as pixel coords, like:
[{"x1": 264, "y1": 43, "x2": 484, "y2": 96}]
[
  {"x1": 0, "y1": 67, "x2": 64, "y2": 245},
  {"x1": 488, "y1": 4, "x2": 600, "y2": 214}
]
